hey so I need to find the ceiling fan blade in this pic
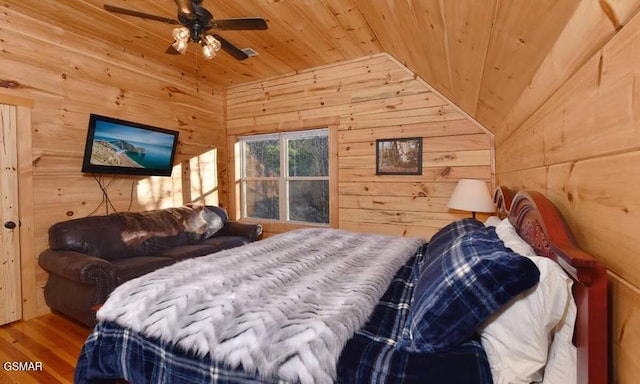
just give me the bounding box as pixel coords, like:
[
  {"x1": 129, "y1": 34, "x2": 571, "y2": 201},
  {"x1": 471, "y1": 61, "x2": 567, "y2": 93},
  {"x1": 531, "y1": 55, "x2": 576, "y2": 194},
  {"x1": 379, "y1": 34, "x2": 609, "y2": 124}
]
[
  {"x1": 213, "y1": 34, "x2": 249, "y2": 60},
  {"x1": 104, "y1": 4, "x2": 180, "y2": 25},
  {"x1": 210, "y1": 17, "x2": 268, "y2": 31}
]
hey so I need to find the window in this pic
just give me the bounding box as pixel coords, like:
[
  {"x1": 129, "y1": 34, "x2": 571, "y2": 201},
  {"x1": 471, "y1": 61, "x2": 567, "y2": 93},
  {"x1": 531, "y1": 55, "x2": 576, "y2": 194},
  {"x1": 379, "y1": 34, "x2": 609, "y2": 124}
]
[{"x1": 239, "y1": 128, "x2": 329, "y2": 224}]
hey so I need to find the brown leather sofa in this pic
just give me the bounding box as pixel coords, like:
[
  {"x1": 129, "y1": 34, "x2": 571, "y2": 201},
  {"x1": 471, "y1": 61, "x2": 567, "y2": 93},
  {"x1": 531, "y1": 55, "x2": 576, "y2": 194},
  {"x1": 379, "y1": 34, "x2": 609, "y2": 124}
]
[{"x1": 38, "y1": 205, "x2": 262, "y2": 327}]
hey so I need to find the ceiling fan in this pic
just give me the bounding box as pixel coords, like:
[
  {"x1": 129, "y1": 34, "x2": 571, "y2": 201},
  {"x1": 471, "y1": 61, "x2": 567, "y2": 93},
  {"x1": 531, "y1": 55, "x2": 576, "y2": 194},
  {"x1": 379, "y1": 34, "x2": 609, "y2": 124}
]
[{"x1": 103, "y1": 0, "x2": 268, "y2": 60}]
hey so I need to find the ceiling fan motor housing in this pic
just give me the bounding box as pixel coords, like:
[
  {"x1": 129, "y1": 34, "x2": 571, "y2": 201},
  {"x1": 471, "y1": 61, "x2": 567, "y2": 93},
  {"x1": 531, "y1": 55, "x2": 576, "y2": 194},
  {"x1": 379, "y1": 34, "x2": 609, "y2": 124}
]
[{"x1": 177, "y1": 2, "x2": 213, "y2": 42}]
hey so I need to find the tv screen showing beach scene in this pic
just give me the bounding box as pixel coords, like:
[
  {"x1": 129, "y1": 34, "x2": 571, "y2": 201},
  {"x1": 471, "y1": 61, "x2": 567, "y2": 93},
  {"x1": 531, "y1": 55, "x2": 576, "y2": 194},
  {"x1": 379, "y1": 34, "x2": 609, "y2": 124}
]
[{"x1": 81, "y1": 114, "x2": 179, "y2": 176}]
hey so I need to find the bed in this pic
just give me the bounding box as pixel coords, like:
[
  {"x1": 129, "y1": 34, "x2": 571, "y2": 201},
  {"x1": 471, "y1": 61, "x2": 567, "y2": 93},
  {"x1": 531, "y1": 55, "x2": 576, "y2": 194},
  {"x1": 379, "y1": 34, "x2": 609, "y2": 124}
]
[{"x1": 74, "y1": 186, "x2": 608, "y2": 384}]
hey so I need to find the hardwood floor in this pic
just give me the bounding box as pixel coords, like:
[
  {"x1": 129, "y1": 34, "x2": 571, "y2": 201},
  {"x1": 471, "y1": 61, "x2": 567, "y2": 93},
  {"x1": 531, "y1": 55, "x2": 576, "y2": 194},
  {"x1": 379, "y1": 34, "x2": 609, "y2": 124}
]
[{"x1": 0, "y1": 313, "x2": 91, "y2": 384}]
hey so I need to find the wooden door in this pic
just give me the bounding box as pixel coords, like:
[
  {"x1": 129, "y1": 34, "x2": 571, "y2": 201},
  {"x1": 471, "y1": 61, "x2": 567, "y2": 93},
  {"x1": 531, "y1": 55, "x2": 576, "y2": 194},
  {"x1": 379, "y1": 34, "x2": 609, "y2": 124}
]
[{"x1": 0, "y1": 103, "x2": 22, "y2": 325}]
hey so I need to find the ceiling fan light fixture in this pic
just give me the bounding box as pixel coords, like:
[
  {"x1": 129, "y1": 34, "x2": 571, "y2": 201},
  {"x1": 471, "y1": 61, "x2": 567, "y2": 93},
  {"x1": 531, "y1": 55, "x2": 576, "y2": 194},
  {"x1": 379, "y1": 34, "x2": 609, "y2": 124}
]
[
  {"x1": 202, "y1": 43, "x2": 216, "y2": 59},
  {"x1": 172, "y1": 39, "x2": 189, "y2": 54},
  {"x1": 171, "y1": 26, "x2": 190, "y2": 54},
  {"x1": 202, "y1": 34, "x2": 221, "y2": 59},
  {"x1": 172, "y1": 26, "x2": 190, "y2": 42},
  {"x1": 204, "y1": 35, "x2": 222, "y2": 52}
]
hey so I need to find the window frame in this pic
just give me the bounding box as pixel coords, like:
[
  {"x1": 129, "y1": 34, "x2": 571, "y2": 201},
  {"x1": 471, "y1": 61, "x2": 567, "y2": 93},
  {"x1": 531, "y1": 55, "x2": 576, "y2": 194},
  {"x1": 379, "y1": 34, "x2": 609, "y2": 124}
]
[{"x1": 239, "y1": 128, "x2": 330, "y2": 225}]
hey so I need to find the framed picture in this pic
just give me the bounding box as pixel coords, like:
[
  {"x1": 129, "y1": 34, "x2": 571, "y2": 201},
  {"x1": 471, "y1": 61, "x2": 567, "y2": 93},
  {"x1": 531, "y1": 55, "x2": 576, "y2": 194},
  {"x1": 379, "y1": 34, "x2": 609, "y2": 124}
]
[{"x1": 375, "y1": 137, "x2": 422, "y2": 175}]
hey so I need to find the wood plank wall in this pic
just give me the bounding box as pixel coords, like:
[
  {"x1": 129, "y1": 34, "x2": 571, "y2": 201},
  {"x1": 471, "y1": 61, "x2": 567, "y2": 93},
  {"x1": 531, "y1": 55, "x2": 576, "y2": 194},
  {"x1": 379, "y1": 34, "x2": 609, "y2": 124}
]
[
  {"x1": 496, "y1": 9, "x2": 640, "y2": 384},
  {"x1": 0, "y1": 6, "x2": 226, "y2": 319},
  {"x1": 226, "y1": 54, "x2": 493, "y2": 239}
]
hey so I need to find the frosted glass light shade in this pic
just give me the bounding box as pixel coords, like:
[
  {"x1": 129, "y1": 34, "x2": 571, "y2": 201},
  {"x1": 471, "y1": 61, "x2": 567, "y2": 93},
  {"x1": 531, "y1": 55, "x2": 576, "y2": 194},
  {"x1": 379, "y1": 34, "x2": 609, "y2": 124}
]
[
  {"x1": 172, "y1": 39, "x2": 189, "y2": 54},
  {"x1": 204, "y1": 35, "x2": 221, "y2": 52},
  {"x1": 172, "y1": 27, "x2": 190, "y2": 42},
  {"x1": 202, "y1": 44, "x2": 215, "y2": 59},
  {"x1": 172, "y1": 27, "x2": 190, "y2": 54},
  {"x1": 202, "y1": 35, "x2": 222, "y2": 59},
  {"x1": 448, "y1": 179, "x2": 495, "y2": 215}
]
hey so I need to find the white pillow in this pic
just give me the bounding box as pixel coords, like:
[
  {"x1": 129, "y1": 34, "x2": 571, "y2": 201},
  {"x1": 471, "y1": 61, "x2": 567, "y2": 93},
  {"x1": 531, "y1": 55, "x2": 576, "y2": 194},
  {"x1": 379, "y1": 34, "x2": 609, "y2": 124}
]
[
  {"x1": 480, "y1": 219, "x2": 576, "y2": 384},
  {"x1": 542, "y1": 294, "x2": 577, "y2": 384},
  {"x1": 484, "y1": 215, "x2": 502, "y2": 228},
  {"x1": 495, "y1": 218, "x2": 536, "y2": 257}
]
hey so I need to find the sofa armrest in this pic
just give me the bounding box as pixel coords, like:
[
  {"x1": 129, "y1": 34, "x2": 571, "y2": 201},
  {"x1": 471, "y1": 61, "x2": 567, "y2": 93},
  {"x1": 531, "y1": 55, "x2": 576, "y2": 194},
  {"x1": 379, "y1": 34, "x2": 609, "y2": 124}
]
[
  {"x1": 220, "y1": 221, "x2": 263, "y2": 242},
  {"x1": 39, "y1": 249, "x2": 117, "y2": 288}
]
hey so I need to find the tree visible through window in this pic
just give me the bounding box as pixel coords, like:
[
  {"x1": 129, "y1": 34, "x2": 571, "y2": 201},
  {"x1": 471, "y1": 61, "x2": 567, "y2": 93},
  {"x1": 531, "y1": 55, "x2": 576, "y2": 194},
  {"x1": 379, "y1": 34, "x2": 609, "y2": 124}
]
[{"x1": 240, "y1": 128, "x2": 329, "y2": 224}]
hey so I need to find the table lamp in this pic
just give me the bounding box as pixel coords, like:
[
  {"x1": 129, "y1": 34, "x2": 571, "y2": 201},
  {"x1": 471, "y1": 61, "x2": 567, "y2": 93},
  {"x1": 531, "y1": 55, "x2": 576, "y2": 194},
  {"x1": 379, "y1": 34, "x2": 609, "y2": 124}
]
[{"x1": 447, "y1": 179, "x2": 495, "y2": 219}]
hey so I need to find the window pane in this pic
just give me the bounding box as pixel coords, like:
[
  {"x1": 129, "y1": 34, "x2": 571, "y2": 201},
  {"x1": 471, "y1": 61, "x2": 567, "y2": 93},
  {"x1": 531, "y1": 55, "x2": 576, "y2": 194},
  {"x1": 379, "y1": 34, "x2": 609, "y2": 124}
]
[
  {"x1": 288, "y1": 136, "x2": 328, "y2": 177},
  {"x1": 245, "y1": 180, "x2": 279, "y2": 220},
  {"x1": 289, "y1": 180, "x2": 329, "y2": 224},
  {"x1": 244, "y1": 139, "x2": 280, "y2": 177}
]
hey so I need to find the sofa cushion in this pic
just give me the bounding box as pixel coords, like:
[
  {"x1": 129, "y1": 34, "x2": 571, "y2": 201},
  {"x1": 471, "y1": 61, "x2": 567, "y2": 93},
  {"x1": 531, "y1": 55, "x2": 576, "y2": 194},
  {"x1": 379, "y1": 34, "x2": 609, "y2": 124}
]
[
  {"x1": 158, "y1": 244, "x2": 221, "y2": 261},
  {"x1": 199, "y1": 235, "x2": 249, "y2": 251},
  {"x1": 142, "y1": 232, "x2": 191, "y2": 255},
  {"x1": 48, "y1": 206, "x2": 230, "y2": 262},
  {"x1": 111, "y1": 257, "x2": 176, "y2": 284},
  {"x1": 48, "y1": 215, "x2": 140, "y2": 261}
]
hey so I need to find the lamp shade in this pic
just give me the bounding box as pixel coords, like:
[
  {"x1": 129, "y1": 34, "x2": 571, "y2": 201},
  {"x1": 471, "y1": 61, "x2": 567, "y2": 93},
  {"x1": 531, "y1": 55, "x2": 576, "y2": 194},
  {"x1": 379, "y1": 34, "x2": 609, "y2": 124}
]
[{"x1": 448, "y1": 179, "x2": 495, "y2": 215}]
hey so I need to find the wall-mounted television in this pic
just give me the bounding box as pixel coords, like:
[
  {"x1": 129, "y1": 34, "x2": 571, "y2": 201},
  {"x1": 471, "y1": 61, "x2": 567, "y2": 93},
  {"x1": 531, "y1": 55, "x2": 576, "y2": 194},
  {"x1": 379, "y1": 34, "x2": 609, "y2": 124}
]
[{"x1": 81, "y1": 114, "x2": 179, "y2": 177}]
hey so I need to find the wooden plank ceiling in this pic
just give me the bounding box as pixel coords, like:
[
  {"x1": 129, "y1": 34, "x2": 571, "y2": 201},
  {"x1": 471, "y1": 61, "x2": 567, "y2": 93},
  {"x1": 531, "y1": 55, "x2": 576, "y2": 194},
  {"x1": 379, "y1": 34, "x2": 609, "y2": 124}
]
[{"x1": 3, "y1": 0, "x2": 638, "y2": 132}]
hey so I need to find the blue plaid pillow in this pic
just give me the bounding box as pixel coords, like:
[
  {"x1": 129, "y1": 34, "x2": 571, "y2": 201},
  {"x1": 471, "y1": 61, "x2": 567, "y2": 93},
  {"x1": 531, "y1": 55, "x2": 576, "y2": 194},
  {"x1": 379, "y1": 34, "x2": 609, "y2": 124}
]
[
  {"x1": 421, "y1": 218, "x2": 485, "y2": 275},
  {"x1": 397, "y1": 225, "x2": 540, "y2": 353}
]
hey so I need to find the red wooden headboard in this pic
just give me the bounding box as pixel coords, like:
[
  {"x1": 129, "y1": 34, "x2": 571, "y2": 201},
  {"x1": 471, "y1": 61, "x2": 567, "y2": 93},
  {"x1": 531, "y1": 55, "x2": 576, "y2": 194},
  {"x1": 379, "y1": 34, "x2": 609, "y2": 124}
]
[{"x1": 493, "y1": 186, "x2": 608, "y2": 384}]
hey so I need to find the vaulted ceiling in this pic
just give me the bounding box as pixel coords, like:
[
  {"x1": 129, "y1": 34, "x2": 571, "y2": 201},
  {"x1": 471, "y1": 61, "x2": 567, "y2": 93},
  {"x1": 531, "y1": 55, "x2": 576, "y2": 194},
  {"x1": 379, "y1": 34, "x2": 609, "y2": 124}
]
[{"x1": 4, "y1": 0, "x2": 640, "y2": 133}]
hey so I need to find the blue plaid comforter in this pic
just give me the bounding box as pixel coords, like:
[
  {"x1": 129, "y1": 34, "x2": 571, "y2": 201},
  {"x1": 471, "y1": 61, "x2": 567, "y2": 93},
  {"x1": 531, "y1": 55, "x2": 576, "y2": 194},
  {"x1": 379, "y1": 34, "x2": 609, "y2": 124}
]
[{"x1": 75, "y1": 244, "x2": 493, "y2": 384}]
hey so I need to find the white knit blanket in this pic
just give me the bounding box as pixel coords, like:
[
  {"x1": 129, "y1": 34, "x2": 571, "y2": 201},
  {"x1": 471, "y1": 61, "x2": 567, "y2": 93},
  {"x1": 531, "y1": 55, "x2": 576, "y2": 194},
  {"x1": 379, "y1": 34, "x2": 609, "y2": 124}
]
[{"x1": 97, "y1": 228, "x2": 424, "y2": 384}]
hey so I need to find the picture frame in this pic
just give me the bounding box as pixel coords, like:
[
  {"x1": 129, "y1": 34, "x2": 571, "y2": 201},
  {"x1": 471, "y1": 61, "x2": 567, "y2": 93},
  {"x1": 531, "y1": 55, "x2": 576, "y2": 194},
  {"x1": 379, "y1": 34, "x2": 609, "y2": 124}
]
[{"x1": 375, "y1": 137, "x2": 422, "y2": 175}]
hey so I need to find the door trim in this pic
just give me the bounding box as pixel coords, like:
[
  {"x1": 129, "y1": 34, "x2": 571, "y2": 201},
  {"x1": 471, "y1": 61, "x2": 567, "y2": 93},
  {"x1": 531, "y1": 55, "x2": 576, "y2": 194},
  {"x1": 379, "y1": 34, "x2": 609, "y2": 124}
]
[{"x1": 16, "y1": 104, "x2": 37, "y2": 320}]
